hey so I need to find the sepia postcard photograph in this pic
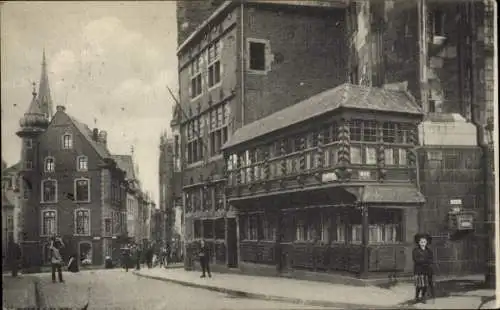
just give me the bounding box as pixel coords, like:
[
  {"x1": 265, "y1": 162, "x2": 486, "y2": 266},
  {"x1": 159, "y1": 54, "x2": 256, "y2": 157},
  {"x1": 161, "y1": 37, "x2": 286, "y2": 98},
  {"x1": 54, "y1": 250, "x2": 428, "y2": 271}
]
[{"x1": 1, "y1": 1, "x2": 498, "y2": 309}]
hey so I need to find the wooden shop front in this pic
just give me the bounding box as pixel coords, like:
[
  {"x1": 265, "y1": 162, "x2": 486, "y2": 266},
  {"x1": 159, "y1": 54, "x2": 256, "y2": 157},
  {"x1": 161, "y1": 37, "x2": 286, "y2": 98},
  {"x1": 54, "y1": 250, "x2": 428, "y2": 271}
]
[{"x1": 222, "y1": 84, "x2": 426, "y2": 279}]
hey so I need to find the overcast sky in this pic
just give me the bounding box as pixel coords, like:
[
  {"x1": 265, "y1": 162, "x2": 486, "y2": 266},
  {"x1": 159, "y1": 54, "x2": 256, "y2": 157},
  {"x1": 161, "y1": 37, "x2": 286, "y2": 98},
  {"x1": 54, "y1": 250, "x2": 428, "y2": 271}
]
[{"x1": 1, "y1": 1, "x2": 178, "y2": 204}]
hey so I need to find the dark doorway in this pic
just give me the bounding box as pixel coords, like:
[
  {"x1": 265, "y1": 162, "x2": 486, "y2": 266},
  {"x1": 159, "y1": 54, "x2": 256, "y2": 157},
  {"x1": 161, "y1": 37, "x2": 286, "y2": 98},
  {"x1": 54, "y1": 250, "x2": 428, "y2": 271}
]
[{"x1": 226, "y1": 218, "x2": 238, "y2": 268}]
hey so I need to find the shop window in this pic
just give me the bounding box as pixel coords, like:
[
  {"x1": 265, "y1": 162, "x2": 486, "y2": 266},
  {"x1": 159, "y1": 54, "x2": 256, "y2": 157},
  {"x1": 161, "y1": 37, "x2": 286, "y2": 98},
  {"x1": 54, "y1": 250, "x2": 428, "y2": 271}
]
[
  {"x1": 203, "y1": 220, "x2": 214, "y2": 239},
  {"x1": 262, "y1": 217, "x2": 276, "y2": 241},
  {"x1": 320, "y1": 214, "x2": 330, "y2": 242},
  {"x1": 351, "y1": 225, "x2": 362, "y2": 244},
  {"x1": 194, "y1": 220, "x2": 202, "y2": 239},
  {"x1": 248, "y1": 215, "x2": 259, "y2": 240},
  {"x1": 215, "y1": 219, "x2": 225, "y2": 239},
  {"x1": 295, "y1": 219, "x2": 306, "y2": 241},
  {"x1": 368, "y1": 208, "x2": 402, "y2": 244}
]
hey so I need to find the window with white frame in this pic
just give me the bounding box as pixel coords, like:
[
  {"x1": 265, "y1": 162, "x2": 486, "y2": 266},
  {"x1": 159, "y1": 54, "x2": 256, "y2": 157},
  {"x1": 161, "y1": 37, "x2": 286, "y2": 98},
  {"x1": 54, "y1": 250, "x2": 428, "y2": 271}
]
[
  {"x1": 77, "y1": 156, "x2": 88, "y2": 171},
  {"x1": 62, "y1": 133, "x2": 73, "y2": 149},
  {"x1": 44, "y1": 157, "x2": 55, "y2": 172},
  {"x1": 41, "y1": 179, "x2": 57, "y2": 203},
  {"x1": 320, "y1": 214, "x2": 329, "y2": 242},
  {"x1": 209, "y1": 103, "x2": 229, "y2": 157},
  {"x1": 75, "y1": 209, "x2": 90, "y2": 235},
  {"x1": 74, "y1": 178, "x2": 90, "y2": 202},
  {"x1": 351, "y1": 224, "x2": 362, "y2": 243},
  {"x1": 41, "y1": 210, "x2": 57, "y2": 236},
  {"x1": 248, "y1": 39, "x2": 267, "y2": 72},
  {"x1": 190, "y1": 55, "x2": 203, "y2": 99},
  {"x1": 186, "y1": 117, "x2": 204, "y2": 164},
  {"x1": 207, "y1": 40, "x2": 221, "y2": 88}
]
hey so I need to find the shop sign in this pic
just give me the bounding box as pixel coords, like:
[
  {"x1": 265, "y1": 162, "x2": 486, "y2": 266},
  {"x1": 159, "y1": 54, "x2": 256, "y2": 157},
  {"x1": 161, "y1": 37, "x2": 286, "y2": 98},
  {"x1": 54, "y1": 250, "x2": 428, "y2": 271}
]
[
  {"x1": 93, "y1": 236, "x2": 101, "y2": 240},
  {"x1": 450, "y1": 199, "x2": 462, "y2": 205},
  {"x1": 321, "y1": 172, "x2": 338, "y2": 183}
]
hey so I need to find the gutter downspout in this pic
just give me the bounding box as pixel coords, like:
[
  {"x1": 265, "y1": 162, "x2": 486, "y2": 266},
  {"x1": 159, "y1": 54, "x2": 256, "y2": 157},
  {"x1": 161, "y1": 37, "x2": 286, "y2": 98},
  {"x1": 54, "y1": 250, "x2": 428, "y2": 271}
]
[{"x1": 240, "y1": 2, "x2": 245, "y2": 127}]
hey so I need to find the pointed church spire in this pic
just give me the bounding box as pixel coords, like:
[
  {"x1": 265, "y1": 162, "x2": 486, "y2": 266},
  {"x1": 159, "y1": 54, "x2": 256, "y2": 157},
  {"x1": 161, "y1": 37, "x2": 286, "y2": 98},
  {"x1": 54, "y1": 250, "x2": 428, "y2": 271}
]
[{"x1": 37, "y1": 49, "x2": 54, "y2": 120}]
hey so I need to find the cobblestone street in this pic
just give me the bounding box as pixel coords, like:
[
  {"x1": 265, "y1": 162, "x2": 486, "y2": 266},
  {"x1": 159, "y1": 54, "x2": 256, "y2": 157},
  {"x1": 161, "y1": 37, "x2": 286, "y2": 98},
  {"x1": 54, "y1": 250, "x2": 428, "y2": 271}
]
[{"x1": 35, "y1": 269, "x2": 328, "y2": 309}]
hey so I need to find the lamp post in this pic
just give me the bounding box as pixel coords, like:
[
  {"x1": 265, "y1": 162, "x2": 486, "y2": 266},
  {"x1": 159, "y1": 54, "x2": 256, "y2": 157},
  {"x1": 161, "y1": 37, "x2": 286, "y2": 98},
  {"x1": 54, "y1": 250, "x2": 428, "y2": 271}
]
[{"x1": 484, "y1": 118, "x2": 495, "y2": 288}]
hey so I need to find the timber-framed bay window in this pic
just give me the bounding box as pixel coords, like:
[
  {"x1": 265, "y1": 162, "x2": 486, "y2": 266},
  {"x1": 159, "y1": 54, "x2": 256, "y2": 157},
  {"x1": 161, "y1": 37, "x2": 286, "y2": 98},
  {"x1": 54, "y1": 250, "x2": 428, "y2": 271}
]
[
  {"x1": 209, "y1": 103, "x2": 229, "y2": 157},
  {"x1": 186, "y1": 116, "x2": 204, "y2": 164},
  {"x1": 226, "y1": 119, "x2": 416, "y2": 186}
]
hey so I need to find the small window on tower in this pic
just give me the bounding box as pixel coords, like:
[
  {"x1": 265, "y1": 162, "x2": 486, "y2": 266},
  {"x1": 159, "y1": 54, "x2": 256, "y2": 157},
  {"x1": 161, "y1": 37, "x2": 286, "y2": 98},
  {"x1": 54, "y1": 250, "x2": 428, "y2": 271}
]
[{"x1": 25, "y1": 139, "x2": 33, "y2": 148}]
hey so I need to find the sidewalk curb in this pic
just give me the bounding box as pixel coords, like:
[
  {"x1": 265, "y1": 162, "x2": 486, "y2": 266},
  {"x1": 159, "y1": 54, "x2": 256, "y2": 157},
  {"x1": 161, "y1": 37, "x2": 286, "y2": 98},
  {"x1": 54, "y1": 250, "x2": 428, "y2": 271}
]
[
  {"x1": 133, "y1": 271, "x2": 415, "y2": 309},
  {"x1": 33, "y1": 277, "x2": 42, "y2": 308}
]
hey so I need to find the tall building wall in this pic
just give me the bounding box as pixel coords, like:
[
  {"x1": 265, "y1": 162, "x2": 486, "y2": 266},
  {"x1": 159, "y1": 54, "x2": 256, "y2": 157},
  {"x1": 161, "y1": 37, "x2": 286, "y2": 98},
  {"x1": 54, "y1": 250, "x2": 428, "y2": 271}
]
[{"x1": 177, "y1": 0, "x2": 226, "y2": 46}]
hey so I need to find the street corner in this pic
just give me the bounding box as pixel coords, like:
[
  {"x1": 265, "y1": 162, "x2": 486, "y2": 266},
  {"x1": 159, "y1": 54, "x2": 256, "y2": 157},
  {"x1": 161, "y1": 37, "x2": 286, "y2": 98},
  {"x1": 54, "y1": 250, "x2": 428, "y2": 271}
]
[{"x1": 2, "y1": 275, "x2": 38, "y2": 309}]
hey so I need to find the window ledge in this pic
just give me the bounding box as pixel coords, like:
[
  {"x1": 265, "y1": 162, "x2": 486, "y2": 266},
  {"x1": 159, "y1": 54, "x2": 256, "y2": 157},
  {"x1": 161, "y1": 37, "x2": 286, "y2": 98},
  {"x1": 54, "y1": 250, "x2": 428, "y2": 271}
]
[
  {"x1": 75, "y1": 200, "x2": 91, "y2": 204},
  {"x1": 40, "y1": 201, "x2": 58, "y2": 204},
  {"x1": 186, "y1": 161, "x2": 205, "y2": 169},
  {"x1": 74, "y1": 234, "x2": 91, "y2": 237},
  {"x1": 247, "y1": 69, "x2": 268, "y2": 75},
  {"x1": 209, "y1": 154, "x2": 223, "y2": 162},
  {"x1": 432, "y1": 35, "x2": 446, "y2": 45},
  {"x1": 208, "y1": 82, "x2": 222, "y2": 92},
  {"x1": 190, "y1": 94, "x2": 203, "y2": 102}
]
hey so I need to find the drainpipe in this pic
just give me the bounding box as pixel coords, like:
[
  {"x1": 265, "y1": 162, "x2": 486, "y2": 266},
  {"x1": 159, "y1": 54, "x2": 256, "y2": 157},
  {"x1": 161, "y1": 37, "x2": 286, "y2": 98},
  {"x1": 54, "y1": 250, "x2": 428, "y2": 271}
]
[
  {"x1": 468, "y1": 2, "x2": 494, "y2": 288},
  {"x1": 240, "y1": 2, "x2": 245, "y2": 126}
]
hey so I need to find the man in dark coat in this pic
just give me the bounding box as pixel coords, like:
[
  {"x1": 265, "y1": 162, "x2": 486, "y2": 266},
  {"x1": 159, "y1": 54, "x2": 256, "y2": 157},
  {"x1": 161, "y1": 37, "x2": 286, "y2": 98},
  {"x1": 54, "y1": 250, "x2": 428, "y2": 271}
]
[
  {"x1": 146, "y1": 245, "x2": 153, "y2": 269},
  {"x1": 199, "y1": 239, "x2": 211, "y2": 278},
  {"x1": 7, "y1": 237, "x2": 21, "y2": 277},
  {"x1": 135, "y1": 245, "x2": 142, "y2": 271}
]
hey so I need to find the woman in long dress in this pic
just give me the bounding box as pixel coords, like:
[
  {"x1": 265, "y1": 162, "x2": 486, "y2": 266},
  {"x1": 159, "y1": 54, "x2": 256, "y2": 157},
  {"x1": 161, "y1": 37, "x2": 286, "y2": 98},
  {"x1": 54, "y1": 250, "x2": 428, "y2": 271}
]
[{"x1": 412, "y1": 233, "x2": 433, "y2": 303}]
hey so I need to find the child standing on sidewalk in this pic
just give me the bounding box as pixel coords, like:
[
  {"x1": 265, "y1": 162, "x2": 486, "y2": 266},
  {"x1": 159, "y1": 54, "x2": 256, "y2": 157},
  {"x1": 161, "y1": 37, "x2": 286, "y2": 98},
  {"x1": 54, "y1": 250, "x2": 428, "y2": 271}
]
[{"x1": 412, "y1": 233, "x2": 433, "y2": 303}]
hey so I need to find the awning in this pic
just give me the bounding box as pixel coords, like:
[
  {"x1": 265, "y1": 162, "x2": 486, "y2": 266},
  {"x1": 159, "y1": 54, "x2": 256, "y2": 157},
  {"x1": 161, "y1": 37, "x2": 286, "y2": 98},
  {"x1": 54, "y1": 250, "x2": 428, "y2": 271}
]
[
  {"x1": 222, "y1": 83, "x2": 424, "y2": 150},
  {"x1": 361, "y1": 185, "x2": 425, "y2": 204}
]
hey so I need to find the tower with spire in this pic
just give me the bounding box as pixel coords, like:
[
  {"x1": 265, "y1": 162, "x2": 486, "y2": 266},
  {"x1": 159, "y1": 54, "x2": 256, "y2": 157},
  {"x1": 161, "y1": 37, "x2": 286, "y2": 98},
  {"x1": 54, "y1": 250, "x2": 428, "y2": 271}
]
[
  {"x1": 15, "y1": 52, "x2": 52, "y2": 247},
  {"x1": 37, "y1": 49, "x2": 54, "y2": 120}
]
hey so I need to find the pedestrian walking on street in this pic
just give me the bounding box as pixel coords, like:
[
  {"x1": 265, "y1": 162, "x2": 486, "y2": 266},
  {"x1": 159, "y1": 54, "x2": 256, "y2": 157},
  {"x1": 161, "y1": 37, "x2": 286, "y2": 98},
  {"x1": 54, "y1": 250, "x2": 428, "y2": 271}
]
[
  {"x1": 122, "y1": 244, "x2": 131, "y2": 272},
  {"x1": 135, "y1": 245, "x2": 142, "y2": 271},
  {"x1": 146, "y1": 245, "x2": 153, "y2": 269},
  {"x1": 199, "y1": 239, "x2": 211, "y2": 278},
  {"x1": 50, "y1": 237, "x2": 65, "y2": 283},
  {"x1": 7, "y1": 236, "x2": 21, "y2": 277},
  {"x1": 412, "y1": 233, "x2": 433, "y2": 303}
]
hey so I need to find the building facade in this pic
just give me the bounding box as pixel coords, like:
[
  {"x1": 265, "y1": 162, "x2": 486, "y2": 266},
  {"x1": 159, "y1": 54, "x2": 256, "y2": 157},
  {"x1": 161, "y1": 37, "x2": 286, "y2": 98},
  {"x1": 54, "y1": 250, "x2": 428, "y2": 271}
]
[
  {"x1": 2, "y1": 162, "x2": 22, "y2": 260},
  {"x1": 175, "y1": 0, "x2": 496, "y2": 280},
  {"x1": 15, "y1": 54, "x2": 129, "y2": 269},
  {"x1": 159, "y1": 132, "x2": 177, "y2": 244}
]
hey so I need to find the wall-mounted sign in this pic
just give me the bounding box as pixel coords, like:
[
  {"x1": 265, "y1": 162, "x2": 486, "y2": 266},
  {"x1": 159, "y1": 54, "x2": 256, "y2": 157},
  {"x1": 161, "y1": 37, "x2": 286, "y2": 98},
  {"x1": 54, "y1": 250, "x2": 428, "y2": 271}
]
[
  {"x1": 450, "y1": 199, "x2": 462, "y2": 205},
  {"x1": 359, "y1": 170, "x2": 371, "y2": 180},
  {"x1": 321, "y1": 172, "x2": 338, "y2": 183},
  {"x1": 457, "y1": 214, "x2": 474, "y2": 230},
  {"x1": 93, "y1": 236, "x2": 101, "y2": 240},
  {"x1": 112, "y1": 236, "x2": 117, "y2": 239}
]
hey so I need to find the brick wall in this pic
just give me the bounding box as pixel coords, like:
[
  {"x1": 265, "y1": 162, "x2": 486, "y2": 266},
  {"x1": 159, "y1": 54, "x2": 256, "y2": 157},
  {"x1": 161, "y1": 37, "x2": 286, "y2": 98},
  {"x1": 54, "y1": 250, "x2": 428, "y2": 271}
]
[
  {"x1": 242, "y1": 5, "x2": 348, "y2": 125},
  {"x1": 418, "y1": 146, "x2": 484, "y2": 275}
]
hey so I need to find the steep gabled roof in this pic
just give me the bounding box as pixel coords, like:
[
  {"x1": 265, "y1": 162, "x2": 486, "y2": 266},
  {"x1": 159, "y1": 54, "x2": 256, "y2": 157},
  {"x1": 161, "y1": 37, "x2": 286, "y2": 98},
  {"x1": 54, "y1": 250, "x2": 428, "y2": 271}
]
[
  {"x1": 111, "y1": 155, "x2": 136, "y2": 180},
  {"x1": 70, "y1": 117, "x2": 111, "y2": 159},
  {"x1": 223, "y1": 83, "x2": 423, "y2": 150}
]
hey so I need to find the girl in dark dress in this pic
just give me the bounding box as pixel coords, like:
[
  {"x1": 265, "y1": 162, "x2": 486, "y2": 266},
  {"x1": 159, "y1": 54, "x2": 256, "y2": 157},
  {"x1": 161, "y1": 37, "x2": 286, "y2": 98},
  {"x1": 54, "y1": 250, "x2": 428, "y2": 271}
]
[
  {"x1": 67, "y1": 253, "x2": 79, "y2": 273},
  {"x1": 412, "y1": 233, "x2": 433, "y2": 303}
]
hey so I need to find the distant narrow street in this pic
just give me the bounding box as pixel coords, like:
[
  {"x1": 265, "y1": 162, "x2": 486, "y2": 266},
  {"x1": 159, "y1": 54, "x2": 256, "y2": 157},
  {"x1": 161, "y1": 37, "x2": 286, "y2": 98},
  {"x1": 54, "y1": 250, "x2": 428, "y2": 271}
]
[{"x1": 36, "y1": 269, "x2": 328, "y2": 309}]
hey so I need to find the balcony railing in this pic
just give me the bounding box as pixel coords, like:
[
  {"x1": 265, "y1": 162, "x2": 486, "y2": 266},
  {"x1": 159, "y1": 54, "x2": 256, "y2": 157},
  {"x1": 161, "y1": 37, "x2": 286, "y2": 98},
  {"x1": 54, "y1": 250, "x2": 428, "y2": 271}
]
[{"x1": 227, "y1": 142, "x2": 413, "y2": 197}]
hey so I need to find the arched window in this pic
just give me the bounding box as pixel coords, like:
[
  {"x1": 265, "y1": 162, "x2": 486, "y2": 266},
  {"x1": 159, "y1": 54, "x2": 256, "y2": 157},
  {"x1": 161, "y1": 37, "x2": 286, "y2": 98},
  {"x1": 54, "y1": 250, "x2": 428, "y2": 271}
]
[
  {"x1": 74, "y1": 178, "x2": 90, "y2": 202},
  {"x1": 41, "y1": 179, "x2": 57, "y2": 203},
  {"x1": 77, "y1": 156, "x2": 88, "y2": 171},
  {"x1": 44, "y1": 157, "x2": 55, "y2": 172},
  {"x1": 62, "y1": 133, "x2": 73, "y2": 149},
  {"x1": 75, "y1": 209, "x2": 90, "y2": 235}
]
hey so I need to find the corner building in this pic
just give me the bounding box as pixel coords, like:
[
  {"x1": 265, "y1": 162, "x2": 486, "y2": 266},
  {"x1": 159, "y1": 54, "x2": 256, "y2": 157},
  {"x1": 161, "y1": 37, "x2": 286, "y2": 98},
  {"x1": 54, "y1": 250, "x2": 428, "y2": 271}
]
[{"x1": 16, "y1": 54, "x2": 128, "y2": 270}]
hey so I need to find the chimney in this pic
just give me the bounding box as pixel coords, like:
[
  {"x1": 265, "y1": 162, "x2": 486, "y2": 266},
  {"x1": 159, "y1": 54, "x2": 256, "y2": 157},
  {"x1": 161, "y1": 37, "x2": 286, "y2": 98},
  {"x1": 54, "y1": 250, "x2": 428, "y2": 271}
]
[
  {"x1": 56, "y1": 105, "x2": 66, "y2": 112},
  {"x1": 98, "y1": 130, "x2": 108, "y2": 146},
  {"x1": 92, "y1": 128, "x2": 99, "y2": 141}
]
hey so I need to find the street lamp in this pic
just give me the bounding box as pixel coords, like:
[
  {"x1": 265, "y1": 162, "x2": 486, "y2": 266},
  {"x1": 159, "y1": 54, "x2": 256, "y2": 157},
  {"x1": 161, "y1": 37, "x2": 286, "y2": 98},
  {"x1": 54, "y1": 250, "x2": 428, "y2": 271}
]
[{"x1": 484, "y1": 117, "x2": 495, "y2": 288}]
